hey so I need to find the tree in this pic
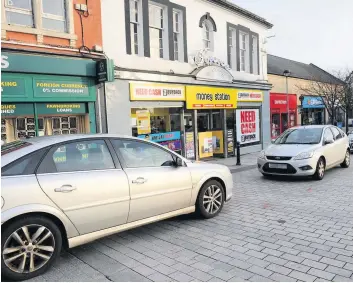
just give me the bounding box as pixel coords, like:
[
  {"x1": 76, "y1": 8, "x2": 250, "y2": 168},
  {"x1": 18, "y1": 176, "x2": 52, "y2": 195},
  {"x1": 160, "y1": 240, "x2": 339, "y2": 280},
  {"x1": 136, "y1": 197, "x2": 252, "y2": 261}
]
[{"x1": 336, "y1": 70, "x2": 353, "y2": 133}]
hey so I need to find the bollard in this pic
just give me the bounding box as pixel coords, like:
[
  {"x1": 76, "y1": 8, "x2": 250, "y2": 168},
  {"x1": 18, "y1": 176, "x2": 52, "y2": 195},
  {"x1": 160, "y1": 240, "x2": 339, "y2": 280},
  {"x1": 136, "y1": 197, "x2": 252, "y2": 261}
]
[{"x1": 236, "y1": 141, "x2": 241, "y2": 166}]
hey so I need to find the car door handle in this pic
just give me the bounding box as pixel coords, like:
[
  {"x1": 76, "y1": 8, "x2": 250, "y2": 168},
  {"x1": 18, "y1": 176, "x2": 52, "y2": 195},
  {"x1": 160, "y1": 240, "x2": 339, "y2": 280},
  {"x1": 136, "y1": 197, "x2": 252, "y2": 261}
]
[
  {"x1": 54, "y1": 185, "x2": 77, "y2": 193},
  {"x1": 132, "y1": 177, "x2": 147, "y2": 184}
]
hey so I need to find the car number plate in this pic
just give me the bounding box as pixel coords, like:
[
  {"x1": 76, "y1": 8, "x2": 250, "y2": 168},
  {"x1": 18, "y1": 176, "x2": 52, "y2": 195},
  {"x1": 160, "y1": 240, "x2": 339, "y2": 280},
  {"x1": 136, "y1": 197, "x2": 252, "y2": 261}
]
[{"x1": 269, "y1": 163, "x2": 287, "y2": 169}]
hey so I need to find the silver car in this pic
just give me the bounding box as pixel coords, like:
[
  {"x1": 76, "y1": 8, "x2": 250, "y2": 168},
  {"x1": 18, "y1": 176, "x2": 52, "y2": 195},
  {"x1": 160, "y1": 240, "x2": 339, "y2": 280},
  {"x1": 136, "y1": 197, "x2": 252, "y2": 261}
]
[
  {"x1": 257, "y1": 125, "x2": 350, "y2": 180},
  {"x1": 1, "y1": 134, "x2": 233, "y2": 281}
]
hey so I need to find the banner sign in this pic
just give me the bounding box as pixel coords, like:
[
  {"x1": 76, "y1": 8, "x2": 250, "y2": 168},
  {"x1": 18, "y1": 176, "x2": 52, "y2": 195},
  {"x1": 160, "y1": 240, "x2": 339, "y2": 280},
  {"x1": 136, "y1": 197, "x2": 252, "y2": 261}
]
[
  {"x1": 136, "y1": 110, "x2": 151, "y2": 135},
  {"x1": 159, "y1": 140, "x2": 182, "y2": 151},
  {"x1": 302, "y1": 96, "x2": 325, "y2": 109},
  {"x1": 34, "y1": 80, "x2": 90, "y2": 95},
  {"x1": 236, "y1": 109, "x2": 260, "y2": 145},
  {"x1": 130, "y1": 83, "x2": 185, "y2": 101},
  {"x1": 186, "y1": 86, "x2": 237, "y2": 109},
  {"x1": 212, "y1": 131, "x2": 224, "y2": 154},
  {"x1": 36, "y1": 103, "x2": 87, "y2": 114},
  {"x1": 237, "y1": 89, "x2": 263, "y2": 102},
  {"x1": 185, "y1": 132, "x2": 195, "y2": 159},
  {"x1": 1, "y1": 103, "x2": 34, "y2": 116}
]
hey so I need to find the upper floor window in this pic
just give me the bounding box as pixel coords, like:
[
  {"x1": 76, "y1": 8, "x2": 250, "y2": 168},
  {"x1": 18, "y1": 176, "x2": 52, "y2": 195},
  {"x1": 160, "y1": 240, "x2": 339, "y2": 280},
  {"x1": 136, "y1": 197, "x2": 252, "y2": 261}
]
[
  {"x1": 149, "y1": 3, "x2": 167, "y2": 59},
  {"x1": 173, "y1": 10, "x2": 180, "y2": 60},
  {"x1": 252, "y1": 35, "x2": 258, "y2": 75},
  {"x1": 228, "y1": 27, "x2": 237, "y2": 69},
  {"x1": 130, "y1": 0, "x2": 139, "y2": 55},
  {"x1": 4, "y1": 0, "x2": 68, "y2": 33},
  {"x1": 5, "y1": 0, "x2": 34, "y2": 27},
  {"x1": 202, "y1": 20, "x2": 214, "y2": 51},
  {"x1": 42, "y1": 0, "x2": 67, "y2": 32},
  {"x1": 239, "y1": 32, "x2": 249, "y2": 72}
]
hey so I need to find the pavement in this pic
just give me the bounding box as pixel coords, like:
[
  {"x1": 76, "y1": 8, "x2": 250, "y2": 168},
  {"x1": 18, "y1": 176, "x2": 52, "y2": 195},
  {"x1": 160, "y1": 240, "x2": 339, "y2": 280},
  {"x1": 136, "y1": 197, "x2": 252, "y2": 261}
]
[{"x1": 27, "y1": 154, "x2": 353, "y2": 282}]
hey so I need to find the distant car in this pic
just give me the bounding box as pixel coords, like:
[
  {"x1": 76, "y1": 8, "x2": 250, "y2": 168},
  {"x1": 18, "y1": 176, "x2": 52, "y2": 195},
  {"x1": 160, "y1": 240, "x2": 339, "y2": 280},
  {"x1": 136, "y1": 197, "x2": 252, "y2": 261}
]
[
  {"x1": 1, "y1": 135, "x2": 233, "y2": 281},
  {"x1": 257, "y1": 125, "x2": 350, "y2": 180},
  {"x1": 348, "y1": 130, "x2": 353, "y2": 153}
]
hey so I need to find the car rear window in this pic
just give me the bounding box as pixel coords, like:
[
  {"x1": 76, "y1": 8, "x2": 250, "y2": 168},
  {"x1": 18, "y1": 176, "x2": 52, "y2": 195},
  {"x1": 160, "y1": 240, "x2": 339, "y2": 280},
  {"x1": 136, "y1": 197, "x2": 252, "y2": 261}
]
[{"x1": 1, "y1": 140, "x2": 32, "y2": 155}]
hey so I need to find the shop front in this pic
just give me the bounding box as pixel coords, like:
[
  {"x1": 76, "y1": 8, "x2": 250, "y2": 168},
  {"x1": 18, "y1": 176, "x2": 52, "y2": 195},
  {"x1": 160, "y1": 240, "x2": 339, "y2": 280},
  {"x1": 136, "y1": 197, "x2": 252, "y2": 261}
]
[
  {"x1": 270, "y1": 93, "x2": 297, "y2": 139},
  {"x1": 301, "y1": 95, "x2": 326, "y2": 125},
  {"x1": 1, "y1": 52, "x2": 98, "y2": 143},
  {"x1": 129, "y1": 82, "x2": 185, "y2": 155},
  {"x1": 185, "y1": 85, "x2": 237, "y2": 159}
]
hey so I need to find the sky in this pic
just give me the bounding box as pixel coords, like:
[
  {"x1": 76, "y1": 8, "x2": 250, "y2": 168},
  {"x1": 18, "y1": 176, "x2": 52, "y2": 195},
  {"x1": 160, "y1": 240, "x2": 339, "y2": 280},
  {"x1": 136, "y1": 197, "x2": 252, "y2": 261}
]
[{"x1": 232, "y1": 0, "x2": 353, "y2": 72}]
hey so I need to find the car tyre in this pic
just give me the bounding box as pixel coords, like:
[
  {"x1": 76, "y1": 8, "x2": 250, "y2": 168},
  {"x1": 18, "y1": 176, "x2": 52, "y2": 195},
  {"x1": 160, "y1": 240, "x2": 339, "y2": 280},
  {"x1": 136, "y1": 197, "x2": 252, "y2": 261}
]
[
  {"x1": 313, "y1": 157, "x2": 325, "y2": 181},
  {"x1": 1, "y1": 215, "x2": 62, "y2": 282},
  {"x1": 262, "y1": 173, "x2": 272, "y2": 178},
  {"x1": 196, "y1": 180, "x2": 225, "y2": 219},
  {"x1": 340, "y1": 150, "x2": 350, "y2": 168}
]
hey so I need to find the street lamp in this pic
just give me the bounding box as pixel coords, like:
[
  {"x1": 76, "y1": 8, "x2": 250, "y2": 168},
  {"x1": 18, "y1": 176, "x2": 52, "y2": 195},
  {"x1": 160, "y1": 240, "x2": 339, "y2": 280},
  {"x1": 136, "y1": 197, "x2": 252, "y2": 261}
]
[{"x1": 283, "y1": 70, "x2": 291, "y2": 129}]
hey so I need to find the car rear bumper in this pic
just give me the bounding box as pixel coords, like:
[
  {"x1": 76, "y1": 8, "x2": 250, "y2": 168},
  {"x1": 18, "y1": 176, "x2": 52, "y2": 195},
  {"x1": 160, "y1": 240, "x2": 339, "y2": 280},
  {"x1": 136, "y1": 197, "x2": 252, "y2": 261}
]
[{"x1": 257, "y1": 157, "x2": 318, "y2": 176}]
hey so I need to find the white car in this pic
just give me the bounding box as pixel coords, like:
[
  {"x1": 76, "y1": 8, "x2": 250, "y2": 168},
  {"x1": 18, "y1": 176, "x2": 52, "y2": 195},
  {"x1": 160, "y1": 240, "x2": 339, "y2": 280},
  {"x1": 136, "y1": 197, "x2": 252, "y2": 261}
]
[
  {"x1": 1, "y1": 134, "x2": 233, "y2": 281},
  {"x1": 258, "y1": 125, "x2": 350, "y2": 180}
]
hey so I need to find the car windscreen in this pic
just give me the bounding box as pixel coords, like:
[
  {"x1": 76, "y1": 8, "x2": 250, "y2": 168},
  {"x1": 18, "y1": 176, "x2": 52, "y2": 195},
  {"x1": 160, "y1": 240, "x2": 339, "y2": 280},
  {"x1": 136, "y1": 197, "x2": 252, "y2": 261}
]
[
  {"x1": 275, "y1": 128, "x2": 323, "y2": 145},
  {"x1": 1, "y1": 140, "x2": 32, "y2": 155}
]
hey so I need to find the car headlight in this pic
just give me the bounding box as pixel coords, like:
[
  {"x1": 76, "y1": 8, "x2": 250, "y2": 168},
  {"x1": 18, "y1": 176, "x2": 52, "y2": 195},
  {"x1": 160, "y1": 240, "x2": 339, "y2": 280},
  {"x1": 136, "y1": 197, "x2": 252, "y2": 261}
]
[
  {"x1": 294, "y1": 151, "x2": 314, "y2": 160},
  {"x1": 258, "y1": 150, "x2": 266, "y2": 159}
]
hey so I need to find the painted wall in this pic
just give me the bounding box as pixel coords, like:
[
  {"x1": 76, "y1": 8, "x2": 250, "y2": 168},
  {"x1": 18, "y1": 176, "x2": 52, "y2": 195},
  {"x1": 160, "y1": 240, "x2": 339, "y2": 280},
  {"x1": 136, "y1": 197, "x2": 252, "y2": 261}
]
[
  {"x1": 1, "y1": 0, "x2": 103, "y2": 55},
  {"x1": 101, "y1": 0, "x2": 270, "y2": 82}
]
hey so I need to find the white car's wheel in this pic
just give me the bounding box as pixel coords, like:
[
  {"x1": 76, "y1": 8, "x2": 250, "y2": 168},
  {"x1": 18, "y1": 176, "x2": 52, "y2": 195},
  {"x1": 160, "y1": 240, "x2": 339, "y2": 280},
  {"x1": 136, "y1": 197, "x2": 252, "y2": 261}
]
[
  {"x1": 313, "y1": 157, "x2": 325, "y2": 181},
  {"x1": 196, "y1": 180, "x2": 225, "y2": 219},
  {"x1": 341, "y1": 150, "x2": 350, "y2": 168},
  {"x1": 1, "y1": 216, "x2": 62, "y2": 281}
]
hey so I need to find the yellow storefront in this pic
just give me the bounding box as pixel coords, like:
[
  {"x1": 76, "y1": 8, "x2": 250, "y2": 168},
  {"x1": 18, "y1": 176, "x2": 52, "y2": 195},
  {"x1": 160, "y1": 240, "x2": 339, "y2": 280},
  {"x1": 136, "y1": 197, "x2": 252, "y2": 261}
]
[{"x1": 185, "y1": 85, "x2": 238, "y2": 159}]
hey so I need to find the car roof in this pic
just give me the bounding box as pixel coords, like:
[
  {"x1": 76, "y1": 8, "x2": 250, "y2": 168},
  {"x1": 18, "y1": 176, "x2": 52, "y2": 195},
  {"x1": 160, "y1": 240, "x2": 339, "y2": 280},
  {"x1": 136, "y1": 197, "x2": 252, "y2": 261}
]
[
  {"x1": 1, "y1": 134, "x2": 141, "y2": 167},
  {"x1": 290, "y1": 125, "x2": 328, "y2": 130}
]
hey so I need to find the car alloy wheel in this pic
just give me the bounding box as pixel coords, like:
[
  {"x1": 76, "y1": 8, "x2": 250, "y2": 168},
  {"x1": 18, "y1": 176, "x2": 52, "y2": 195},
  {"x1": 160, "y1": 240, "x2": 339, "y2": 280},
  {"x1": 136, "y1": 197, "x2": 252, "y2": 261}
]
[
  {"x1": 318, "y1": 160, "x2": 325, "y2": 178},
  {"x1": 203, "y1": 184, "x2": 223, "y2": 215},
  {"x1": 2, "y1": 224, "x2": 55, "y2": 274}
]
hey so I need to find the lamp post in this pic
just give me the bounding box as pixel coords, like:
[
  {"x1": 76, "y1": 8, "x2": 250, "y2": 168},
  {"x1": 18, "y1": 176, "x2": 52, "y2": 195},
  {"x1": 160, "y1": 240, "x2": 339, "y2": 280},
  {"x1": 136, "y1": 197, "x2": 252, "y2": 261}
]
[
  {"x1": 283, "y1": 70, "x2": 291, "y2": 130},
  {"x1": 299, "y1": 95, "x2": 304, "y2": 125}
]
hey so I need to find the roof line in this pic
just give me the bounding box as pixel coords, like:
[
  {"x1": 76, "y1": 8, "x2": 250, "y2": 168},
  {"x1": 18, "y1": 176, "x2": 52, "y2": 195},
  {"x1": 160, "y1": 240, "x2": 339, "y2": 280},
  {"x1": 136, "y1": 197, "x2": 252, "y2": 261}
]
[
  {"x1": 267, "y1": 54, "x2": 309, "y2": 67},
  {"x1": 309, "y1": 64, "x2": 345, "y2": 84},
  {"x1": 207, "y1": 0, "x2": 273, "y2": 28}
]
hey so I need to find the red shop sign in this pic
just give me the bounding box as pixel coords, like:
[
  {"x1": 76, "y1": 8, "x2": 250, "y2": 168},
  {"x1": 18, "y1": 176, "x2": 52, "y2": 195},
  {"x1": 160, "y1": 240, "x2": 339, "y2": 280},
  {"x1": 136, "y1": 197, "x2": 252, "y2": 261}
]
[{"x1": 270, "y1": 93, "x2": 297, "y2": 111}]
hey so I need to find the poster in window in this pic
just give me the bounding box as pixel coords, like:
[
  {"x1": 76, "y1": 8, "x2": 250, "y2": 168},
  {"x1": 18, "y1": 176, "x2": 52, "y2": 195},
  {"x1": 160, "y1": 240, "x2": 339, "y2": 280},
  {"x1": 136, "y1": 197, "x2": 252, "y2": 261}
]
[
  {"x1": 236, "y1": 109, "x2": 260, "y2": 145},
  {"x1": 198, "y1": 132, "x2": 213, "y2": 158},
  {"x1": 227, "y1": 130, "x2": 234, "y2": 154},
  {"x1": 185, "y1": 132, "x2": 195, "y2": 159},
  {"x1": 212, "y1": 131, "x2": 224, "y2": 154},
  {"x1": 136, "y1": 110, "x2": 151, "y2": 135}
]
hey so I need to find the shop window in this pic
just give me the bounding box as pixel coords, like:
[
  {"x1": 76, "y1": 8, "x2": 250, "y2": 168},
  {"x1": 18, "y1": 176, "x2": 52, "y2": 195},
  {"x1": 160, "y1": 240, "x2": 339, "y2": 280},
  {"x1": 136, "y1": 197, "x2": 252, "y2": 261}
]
[
  {"x1": 39, "y1": 116, "x2": 85, "y2": 136},
  {"x1": 111, "y1": 139, "x2": 175, "y2": 168},
  {"x1": 131, "y1": 107, "x2": 182, "y2": 153},
  {"x1": 38, "y1": 140, "x2": 115, "y2": 174}
]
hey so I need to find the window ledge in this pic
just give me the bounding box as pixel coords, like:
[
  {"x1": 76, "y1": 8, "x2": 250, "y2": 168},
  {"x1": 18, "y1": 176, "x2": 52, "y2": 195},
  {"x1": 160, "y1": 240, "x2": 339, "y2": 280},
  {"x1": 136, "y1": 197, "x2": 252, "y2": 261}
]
[{"x1": 2, "y1": 24, "x2": 77, "y2": 41}]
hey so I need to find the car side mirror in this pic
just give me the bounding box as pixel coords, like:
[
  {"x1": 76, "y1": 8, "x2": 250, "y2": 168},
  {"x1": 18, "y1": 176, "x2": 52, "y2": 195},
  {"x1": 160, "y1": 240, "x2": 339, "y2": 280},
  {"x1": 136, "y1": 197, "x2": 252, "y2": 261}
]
[{"x1": 324, "y1": 138, "x2": 334, "y2": 145}]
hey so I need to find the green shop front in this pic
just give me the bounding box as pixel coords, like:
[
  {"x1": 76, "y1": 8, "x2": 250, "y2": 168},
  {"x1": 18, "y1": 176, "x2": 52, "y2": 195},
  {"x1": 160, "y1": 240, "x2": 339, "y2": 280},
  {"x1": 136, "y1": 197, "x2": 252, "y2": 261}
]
[{"x1": 1, "y1": 52, "x2": 99, "y2": 143}]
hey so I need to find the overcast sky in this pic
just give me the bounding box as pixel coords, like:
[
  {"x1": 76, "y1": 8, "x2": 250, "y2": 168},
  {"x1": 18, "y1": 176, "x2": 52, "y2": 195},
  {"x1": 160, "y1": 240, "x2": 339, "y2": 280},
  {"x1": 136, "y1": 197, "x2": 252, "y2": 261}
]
[{"x1": 232, "y1": 0, "x2": 353, "y2": 72}]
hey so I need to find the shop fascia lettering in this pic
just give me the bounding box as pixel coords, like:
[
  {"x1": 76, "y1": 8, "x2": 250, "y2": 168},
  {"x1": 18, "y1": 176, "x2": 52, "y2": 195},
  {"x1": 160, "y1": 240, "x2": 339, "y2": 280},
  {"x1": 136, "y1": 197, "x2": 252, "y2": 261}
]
[
  {"x1": 37, "y1": 82, "x2": 88, "y2": 94},
  {"x1": 46, "y1": 104, "x2": 81, "y2": 113},
  {"x1": 1, "y1": 104, "x2": 16, "y2": 114},
  {"x1": 274, "y1": 100, "x2": 287, "y2": 105},
  {"x1": 1, "y1": 55, "x2": 9, "y2": 69},
  {"x1": 130, "y1": 83, "x2": 185, "y2": 101}
]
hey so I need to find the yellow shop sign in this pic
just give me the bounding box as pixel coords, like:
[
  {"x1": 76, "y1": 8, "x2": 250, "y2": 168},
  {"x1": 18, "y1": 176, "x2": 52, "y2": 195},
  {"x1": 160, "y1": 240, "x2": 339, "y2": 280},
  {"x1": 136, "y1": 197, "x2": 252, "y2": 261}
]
[
  {"x1": 186, "y1": 86, "x2": 237, "y2": 109},
  {"x1": 130, "y1": 82, "x2": 185, "y2": 101}
]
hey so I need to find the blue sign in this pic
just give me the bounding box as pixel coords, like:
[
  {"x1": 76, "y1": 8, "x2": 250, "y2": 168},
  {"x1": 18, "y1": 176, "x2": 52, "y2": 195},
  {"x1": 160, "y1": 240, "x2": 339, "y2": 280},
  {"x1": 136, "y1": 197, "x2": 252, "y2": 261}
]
[
  {"x1": 138, "y1": 131, "x2": 181, "y2": 142},
  {"x1": 302, "y1": 96, "x2": 325, "y2": 109}
]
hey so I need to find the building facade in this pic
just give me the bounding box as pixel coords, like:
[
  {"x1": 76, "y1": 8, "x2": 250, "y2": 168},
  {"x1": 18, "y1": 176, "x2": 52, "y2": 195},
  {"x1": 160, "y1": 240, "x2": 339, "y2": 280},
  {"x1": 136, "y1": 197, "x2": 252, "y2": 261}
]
[
  {"x1": 101, "y1": 0, "x2": 273, "y2": 159},
  {"x1": 267, "y1": 54, "x2": 345, "y2": 137},
  {"x1": 1, "y1": 0, "x2": 108, "y2": 143}
]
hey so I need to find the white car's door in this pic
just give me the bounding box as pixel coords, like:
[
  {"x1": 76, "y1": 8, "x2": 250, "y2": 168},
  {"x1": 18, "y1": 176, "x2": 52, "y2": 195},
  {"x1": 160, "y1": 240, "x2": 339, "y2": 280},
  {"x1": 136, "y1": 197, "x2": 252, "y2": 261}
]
[
  {"x1": 36, "y1": 139, "x2": 130, "y2": 235},
  {"x1": 110, "y1": 138, "x2": 193, "y2": 223},
  {"x1": 322, "y1": 128, "x2": 336, "y2": 167},
  {"x1": 330, "y1": 127, "x2": 347, "y2": 164}
]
